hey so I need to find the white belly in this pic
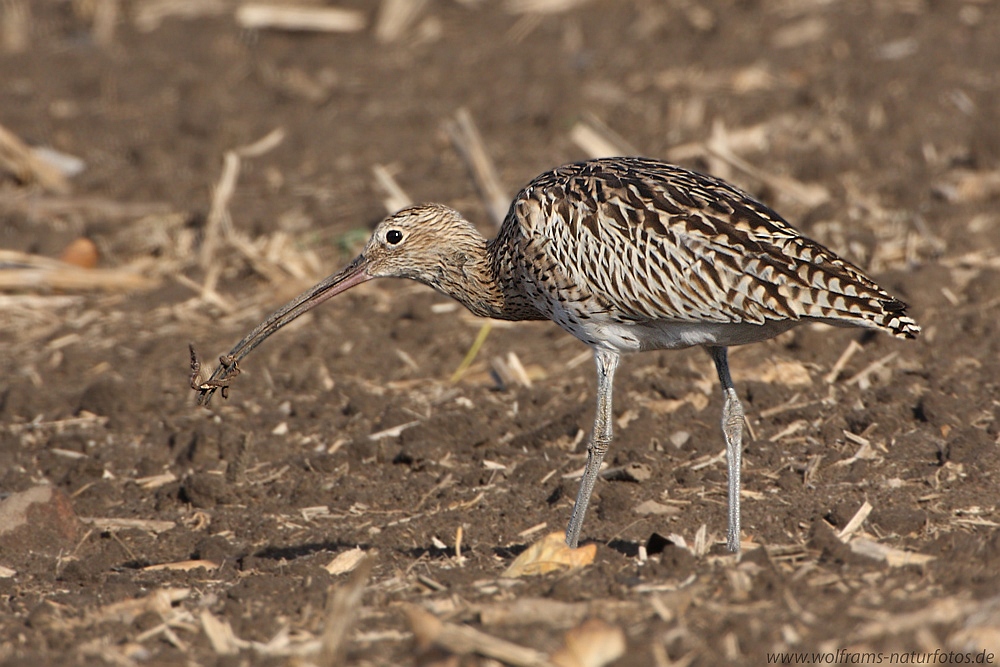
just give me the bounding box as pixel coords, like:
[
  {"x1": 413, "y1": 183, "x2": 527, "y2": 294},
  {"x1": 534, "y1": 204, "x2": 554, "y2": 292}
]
[{"x1": 558, "y1": 311, "x2": 799, "y2": 354}]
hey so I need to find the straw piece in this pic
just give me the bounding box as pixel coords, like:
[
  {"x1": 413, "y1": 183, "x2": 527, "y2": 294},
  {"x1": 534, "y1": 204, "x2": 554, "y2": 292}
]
[
  {"x1": 375, "y1": 0, "x2": 428, "y2": 42},
  {"x1": 480, "y1": 598, "x2": 640, "y2": 629},
  {"x1": 93, "y1": 0, "x2": 119, "y2": 48},
  {"x1": 705, "y1": 134, "x2": 830, "y2": 209},
  {"x1": 0, "y1": 195, "x2": 172, "y2": 220},
  {"x1": 318, "y1": 555, "x2": 374, "y2": 665},
  {"x1": 174, "y1": 272, "x2": 233, "y2": 313},
  {"x1": 368, "y1": 420, "x2": 420, "y2": 441},
  {"x1": 849, "y1": 539, "x2": 935, "y2": 567},
  {"x1": 200, "y1": 610, "x2": 244, "y2": 655},
  {"x1": 451, "y1": 320, "x2": 493, "y2": 382},
  {"x1": 768, "y1": 420, "x2": 806, "y2": 442},
  {"x1": 770, "y1": 17, "x2": 827, "y2": 50},
  {"x1": 733, "y1": 358, "x2": 811, "y2": 386},
  {"x1": 372, "y1": 163, "x2": 414, "y2": 214},
  {"x1": 836, "y1": 500, "x2": 872, "y2": 541},
  {"x1": 0, "y1": 121, "x2": 71, "y2": 194},
  {"x1": 235, "y1": 127, "x2": 286, "y2": 158},
  {"x1": 1, "y1": 0, "x2": 30, "y2": 53},
  {"x1": 852, "y1": 597, "x2": 977, "y2": 641},
  {"x1": 133, "y1": 0, "x2": 227, "y2": 32},
  {"x1": 135, "y1": 472, "x2": 178, "y2": 489},
  {"x1": 569, "y1": 123, "x2": 619, "y2": 160},
  {"x1": 89, "y1": 588, "x2": 192, "y2": 626},
  {"x1": 569, "y1": 114, "x2": 639, "y2": 159},
  {"x1": 201, "y1": 152, "x2": 240, "y2": 270},
  {"x1": 236, "y1": 3, "x2": 366, "y2": 32},
  {"x1": 52, "y1": 447, "x2": 87, "y2": 461},
  {"x1": 667, "y1": 117, "x2": 775, "y2": 163},
  {"x1": 199, "y1": 128, "x2": 285, "y2": 273},
  {"x1": 824, "y1": 340, "x2": 863, "y2": 383},
  {"x1": 143, "y1": 559, "x2": 220, "y2": 572},
  {"x1": 223, "y1": 230, "x2": 293, "y2": 285},
  {"x1": 692, "y1": 524, "x2": 709, "y2": 557},
  {"x1": 505, "y1": 0, "x2": 591, "y2": 14},
  {"x1": 406, "y1": 605, "x2": 556, "y2": 667},
  {"x1": 0, "y1": 250, "x2": 158, "y2": 292},
  {"x1": 31, "y1": 146, "x2": 85, "y2": 178},
  {"x1": 654, "y1": 64, "x2": 778, "y2": 94},
  {"x1": 758, "y1": 393, "x2": 810, "y2": 418},
  {"x1": 81, "y1": 517, "x2": 176, "y2": 533},
  {"x1": 444, "y1": 108, "x2": 509, "y2": 228},
  {"x1": 833, "y1": 432, "x2": 880, "y2": 468},
  {"x1": 844, "y1": 351, "x2": 898, "y2": 388},
  {"x1": 491, "y1": 350, "x2": 533, "y2": 389},
  {"x1": 932, "y1": 169, "x2": 1000, "y2": 203}
]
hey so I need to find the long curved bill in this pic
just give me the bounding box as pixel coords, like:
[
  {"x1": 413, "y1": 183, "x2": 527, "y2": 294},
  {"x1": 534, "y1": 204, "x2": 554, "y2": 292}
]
[{"x1": 195, "y1": 255, "x2": 372, "y2": 406}]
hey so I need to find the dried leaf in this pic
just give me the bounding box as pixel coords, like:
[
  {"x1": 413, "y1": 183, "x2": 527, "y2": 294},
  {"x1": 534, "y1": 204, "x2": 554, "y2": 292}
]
[{"x1": 503, "y1": 532, "x2": 596, "y2": 578}]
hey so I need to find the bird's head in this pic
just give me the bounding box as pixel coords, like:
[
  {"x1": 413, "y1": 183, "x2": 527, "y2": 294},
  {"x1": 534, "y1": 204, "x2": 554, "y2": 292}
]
[
  {"x1": 194, "y1": 203, "x2": 493, "y2": 406},
  {"x1": 362, "y1": 204, "x2": 486, "y2": 288}
]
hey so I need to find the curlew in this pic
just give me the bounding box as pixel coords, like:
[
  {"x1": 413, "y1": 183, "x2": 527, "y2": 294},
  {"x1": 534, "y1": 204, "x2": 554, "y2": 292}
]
[{"x1": 194, "y1": 157, "x2": 919, "y2": 552}]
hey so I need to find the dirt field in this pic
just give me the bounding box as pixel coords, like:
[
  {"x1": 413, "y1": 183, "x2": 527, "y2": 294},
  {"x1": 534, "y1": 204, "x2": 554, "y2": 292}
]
[{"x1": 1, "y1": 1, "x2": 998, "y2": 665}]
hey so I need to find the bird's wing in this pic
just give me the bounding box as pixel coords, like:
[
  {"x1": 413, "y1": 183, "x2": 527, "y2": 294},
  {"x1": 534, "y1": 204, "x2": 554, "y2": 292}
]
[{"x1": 514, "y1": 157, "x2": 915, "y2": 335}]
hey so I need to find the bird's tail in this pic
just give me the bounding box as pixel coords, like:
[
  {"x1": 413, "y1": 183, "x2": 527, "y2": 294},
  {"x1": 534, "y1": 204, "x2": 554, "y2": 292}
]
[{"x1": 875, "y1": 298, "x2": 920, "y2": 339}]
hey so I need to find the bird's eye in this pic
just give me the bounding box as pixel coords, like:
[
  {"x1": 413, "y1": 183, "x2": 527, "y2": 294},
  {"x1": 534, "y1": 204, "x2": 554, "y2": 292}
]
[{"x1": 386, "y1": 229, "x2": 404, "y2": 245}]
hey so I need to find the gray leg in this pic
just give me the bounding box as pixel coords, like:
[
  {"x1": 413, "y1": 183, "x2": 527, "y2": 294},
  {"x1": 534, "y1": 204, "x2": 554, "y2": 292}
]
[
  {"x1": 565, "y1": 348, "x2": 620, "y2": 548},
  {"x1": 709, "y1": 346, "x2": 744, "y2": 553}
]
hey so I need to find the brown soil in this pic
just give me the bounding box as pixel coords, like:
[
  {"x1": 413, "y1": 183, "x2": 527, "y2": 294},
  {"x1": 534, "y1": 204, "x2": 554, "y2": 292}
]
[{"x1": 1, "y1": 1, "x2": 998, "y2": 665}]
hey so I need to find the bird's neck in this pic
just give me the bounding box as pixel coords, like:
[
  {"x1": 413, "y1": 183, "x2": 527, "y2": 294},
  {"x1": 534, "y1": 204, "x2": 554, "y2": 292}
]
[{"x1": 428, "y1": 227, "x2": 544, "y2": 322}]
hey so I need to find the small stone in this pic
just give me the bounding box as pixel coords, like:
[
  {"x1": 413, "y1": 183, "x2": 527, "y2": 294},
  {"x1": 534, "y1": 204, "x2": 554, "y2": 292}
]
[
  {"x1": 0, "y1": 486, "x2": 82, "y2": 563},
  {"x1": 633, "y1": 499, "x2": 679, "y2": 516},
  {"x1": 181, "y1": 473, "x2": 236, "y2": 508},
  {"x1": 59, "y1": 237, "x2": 99, "y2": 268},
  {"x1": 669, "y1": 431, "x2": 691, "y2": 448}
]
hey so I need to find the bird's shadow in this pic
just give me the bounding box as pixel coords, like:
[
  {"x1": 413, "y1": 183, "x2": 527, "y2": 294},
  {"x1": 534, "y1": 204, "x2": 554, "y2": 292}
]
[{"x1": 252, "y1": 541, "x2": 363, "y2": 562}]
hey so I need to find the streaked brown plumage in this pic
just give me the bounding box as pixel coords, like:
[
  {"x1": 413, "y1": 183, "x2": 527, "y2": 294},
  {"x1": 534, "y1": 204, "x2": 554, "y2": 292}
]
[{"x1": 195, "y1": 157, "x2": 919, "y2": 552}]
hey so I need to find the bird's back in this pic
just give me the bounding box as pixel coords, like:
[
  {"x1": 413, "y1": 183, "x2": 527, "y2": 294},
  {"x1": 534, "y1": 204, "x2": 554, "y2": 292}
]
[{"x1": 489, "y1": 157, "x2": 919, "y2": 350}]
